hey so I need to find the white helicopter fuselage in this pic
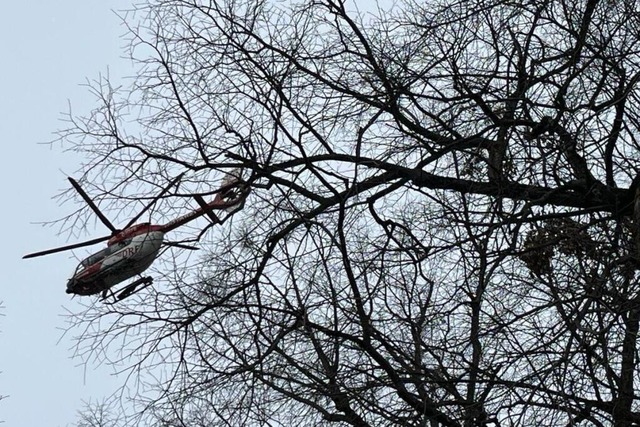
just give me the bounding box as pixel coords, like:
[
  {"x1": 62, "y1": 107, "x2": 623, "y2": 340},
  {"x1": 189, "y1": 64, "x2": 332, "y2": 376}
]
[{"x1": 67, "y1": 227, "x2": 165, "y2": 296}]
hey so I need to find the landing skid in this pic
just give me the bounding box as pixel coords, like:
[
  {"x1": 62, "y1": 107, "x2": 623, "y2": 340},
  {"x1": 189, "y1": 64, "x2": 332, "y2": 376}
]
[{"x1": 101, "y1": 276, "x2": 154, "y2": 302}]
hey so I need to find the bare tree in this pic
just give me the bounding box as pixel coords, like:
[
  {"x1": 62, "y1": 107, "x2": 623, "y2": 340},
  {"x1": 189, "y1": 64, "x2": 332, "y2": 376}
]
[
  {"x1": 74, "y1": 401, "x2": 121, "y2": 427},
  {"x1": 60, "y1": 0, "x2": 640, "y2": 425}
]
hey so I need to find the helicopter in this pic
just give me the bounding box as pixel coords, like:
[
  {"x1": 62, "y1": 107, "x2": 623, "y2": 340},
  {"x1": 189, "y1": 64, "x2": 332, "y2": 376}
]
[{"x1": 23, "y1": 171, "x2": 247, "y2": 301}]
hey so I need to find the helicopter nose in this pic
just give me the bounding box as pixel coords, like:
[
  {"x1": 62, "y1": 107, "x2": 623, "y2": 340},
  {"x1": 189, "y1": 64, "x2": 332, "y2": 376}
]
[{"x1": 66, "y1": 279, "x2": 76, "y2": 293}]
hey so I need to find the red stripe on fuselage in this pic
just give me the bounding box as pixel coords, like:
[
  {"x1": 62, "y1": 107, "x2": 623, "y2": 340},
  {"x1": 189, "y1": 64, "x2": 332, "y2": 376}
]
[{"x1": 108, "y1": 223, "x2": 163, "y2": 246}]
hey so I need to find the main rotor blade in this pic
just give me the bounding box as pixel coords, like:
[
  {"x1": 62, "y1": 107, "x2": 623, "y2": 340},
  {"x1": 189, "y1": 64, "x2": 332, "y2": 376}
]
[
  {"x1": 124, "y1": 173, "x2": 185, "y2": 229},
  {"x1": 164, "y1": 242, "x2": 200, "y2": 250},
  {"x1": 68, "y1": 177, "x2": 118, "y2": 234},
  {"x1": 22, "y1": 235, "x2": 110, "y2": 259}
]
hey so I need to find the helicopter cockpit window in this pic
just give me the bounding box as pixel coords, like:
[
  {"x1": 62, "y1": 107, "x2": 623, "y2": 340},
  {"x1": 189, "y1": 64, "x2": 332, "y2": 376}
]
[{"x1": 79, "y1": 239, "x2": 133, "y2": 268}]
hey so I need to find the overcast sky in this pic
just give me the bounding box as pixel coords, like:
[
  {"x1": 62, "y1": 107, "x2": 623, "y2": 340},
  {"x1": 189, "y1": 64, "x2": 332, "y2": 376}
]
[
  {"x1": 1, "y1": 2, "x2": 135, "y2": 425},
  {"x1": 0, "y1": 2, "x2": 391, "y2": 425}
]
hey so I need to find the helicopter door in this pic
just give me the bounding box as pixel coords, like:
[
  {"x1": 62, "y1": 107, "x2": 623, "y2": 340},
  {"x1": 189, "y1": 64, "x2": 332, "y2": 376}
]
[{"x1": 79, "y1": 239, "x2": 133, "y2": 268}]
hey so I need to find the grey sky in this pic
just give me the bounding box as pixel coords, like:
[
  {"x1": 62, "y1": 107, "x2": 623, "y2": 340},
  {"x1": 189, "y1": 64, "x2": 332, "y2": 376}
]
[
  {"x1": 0, "y1": 2, "x2": 392, "y2": 425},
  {"x1": 1, "y1": 2, "x2": 133, "y2": 425}
]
